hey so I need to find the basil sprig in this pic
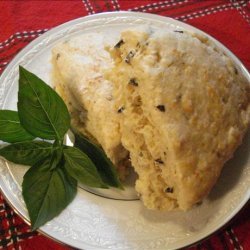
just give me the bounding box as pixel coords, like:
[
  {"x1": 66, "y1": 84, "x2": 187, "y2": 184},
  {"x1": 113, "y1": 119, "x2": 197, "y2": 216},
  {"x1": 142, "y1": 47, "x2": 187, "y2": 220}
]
[{"x1": 0, "y1": 66, "x2": 122, "y2": 230}]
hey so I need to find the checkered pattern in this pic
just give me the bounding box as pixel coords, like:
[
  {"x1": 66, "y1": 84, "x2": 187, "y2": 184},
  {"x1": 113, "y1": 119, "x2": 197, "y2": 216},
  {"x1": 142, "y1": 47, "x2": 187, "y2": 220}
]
[
  {"x1": 0, "y1": 194, "x2": 73, "y2": 250},
  {"x1": 0, "y1": 0, "x2": 249, "y2": 249}
]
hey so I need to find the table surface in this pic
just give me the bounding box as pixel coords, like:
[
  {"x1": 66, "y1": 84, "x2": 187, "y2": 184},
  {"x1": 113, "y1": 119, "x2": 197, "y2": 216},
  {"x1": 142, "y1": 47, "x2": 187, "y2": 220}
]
[{"x1": 0, "y1": 0, "x2": 249, "y2": 249}]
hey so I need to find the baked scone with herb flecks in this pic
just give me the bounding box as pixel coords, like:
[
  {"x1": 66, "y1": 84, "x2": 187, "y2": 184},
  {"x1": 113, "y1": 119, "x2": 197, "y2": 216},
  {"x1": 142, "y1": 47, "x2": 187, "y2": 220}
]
[{"x1": 106, "y1": 26, "x2": 250, "y2": 210}]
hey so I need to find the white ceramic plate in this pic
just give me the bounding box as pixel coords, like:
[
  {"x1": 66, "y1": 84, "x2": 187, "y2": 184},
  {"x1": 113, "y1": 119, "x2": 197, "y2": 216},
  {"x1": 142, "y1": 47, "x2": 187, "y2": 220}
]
[{"x1": 0, "y1": 12, "x2": 249, "y2": 250}]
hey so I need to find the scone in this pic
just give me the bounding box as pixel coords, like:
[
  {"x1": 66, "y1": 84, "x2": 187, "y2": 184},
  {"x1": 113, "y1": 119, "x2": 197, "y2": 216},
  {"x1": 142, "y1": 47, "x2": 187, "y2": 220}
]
[
  {"x1": 106, "y1": 26, "x2": 250, "y2": 210},
  {"x1": 51, "y1": 33, "x2": 130, "y2": 179}
]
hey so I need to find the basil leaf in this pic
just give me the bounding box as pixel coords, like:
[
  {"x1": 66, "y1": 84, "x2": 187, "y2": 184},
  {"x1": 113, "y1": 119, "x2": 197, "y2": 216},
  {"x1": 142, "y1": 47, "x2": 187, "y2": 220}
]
[
  {"x1": 63, "y1": 146, "x2": 108, "y2": 188},
  {"x1": 0, "y1": 110, "x2": 34, "y2": 143},
  {"x1": 0, "y1": 141, "x2": 54, "y2": 165},
  {"x1": 74, "y1": 132, "x2": 123, "y2": 189},
  {"x1": 22, "y1": 158, "x2": 77, "y2": 230},
  {"x1": 49, "y1": 143, "x2": 63, "y2": 170},
  {"x1": 18, "y1": 66, "x2": 70, "y2": 140}
]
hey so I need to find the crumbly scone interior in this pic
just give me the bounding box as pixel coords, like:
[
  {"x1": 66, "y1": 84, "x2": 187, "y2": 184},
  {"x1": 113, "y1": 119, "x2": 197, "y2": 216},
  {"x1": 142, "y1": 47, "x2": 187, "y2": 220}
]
[{"x1": 106, "y1": 26, "x2": 250, "y2": 210}]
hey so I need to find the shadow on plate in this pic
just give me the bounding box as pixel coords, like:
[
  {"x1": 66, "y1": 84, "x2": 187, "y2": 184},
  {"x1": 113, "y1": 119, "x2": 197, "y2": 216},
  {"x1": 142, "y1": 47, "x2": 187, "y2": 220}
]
[{"x1": 208, "y1": 129, "x2": 249, "y2": 201}]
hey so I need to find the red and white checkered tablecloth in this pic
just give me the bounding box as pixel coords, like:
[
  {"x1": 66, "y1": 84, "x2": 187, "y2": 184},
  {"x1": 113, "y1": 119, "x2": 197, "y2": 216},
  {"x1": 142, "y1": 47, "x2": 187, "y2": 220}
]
[{"x1": 0, "y1": 1, "x2": 249, "y2": 249}]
